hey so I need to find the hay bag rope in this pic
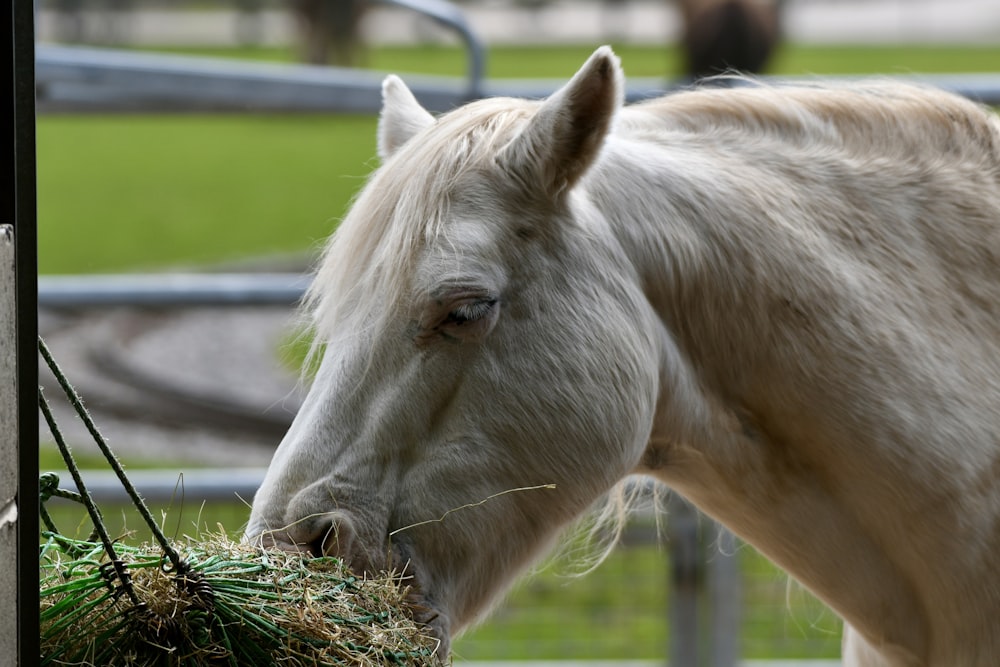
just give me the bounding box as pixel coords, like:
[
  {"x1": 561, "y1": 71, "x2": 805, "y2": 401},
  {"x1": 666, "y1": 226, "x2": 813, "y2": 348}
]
[{"x1": 37, "y1": 337, "x2": 444, "y2": 666}]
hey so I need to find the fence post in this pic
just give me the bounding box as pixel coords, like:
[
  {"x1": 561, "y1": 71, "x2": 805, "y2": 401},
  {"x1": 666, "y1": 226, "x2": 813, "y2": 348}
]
[
  {"x1": 668, "y1": 495, "x2": 742, "y2": 667},
  {"x1": 0, "y1": 226, "x2": 17, "y2": 662},
  {"x1": 668, "y1": 494, "x2": 702, "y2": 666},
  {"x1": 709, "y1": 524, "x2": 741, "y2": 667}
]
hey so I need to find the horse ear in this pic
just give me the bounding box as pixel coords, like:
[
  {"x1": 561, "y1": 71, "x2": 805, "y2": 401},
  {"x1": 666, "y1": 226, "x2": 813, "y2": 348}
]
[
  {"x1": 378, "y1": 75, "x2": 436, "y2": 160},
  {"x1": 499, "y1": 46, "x2": 623, "y2": 197}
]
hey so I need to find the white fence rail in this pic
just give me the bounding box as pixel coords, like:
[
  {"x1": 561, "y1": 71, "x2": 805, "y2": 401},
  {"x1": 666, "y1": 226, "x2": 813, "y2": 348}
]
[
  {"x1": 37, "y1": 42, "x2": 1000, "y2": 114},
  {"x1": 38, "y1": 0, "x2": 487, "y2": 111},
  {"x1": 38, "y1": 272, "x2": 309, "y2": 308}
]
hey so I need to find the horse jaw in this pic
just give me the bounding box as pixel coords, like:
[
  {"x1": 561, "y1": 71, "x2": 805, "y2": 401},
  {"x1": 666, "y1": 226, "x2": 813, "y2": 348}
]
[{"x1": 378, "y1": 75, "x2": 436, "y2": 160}]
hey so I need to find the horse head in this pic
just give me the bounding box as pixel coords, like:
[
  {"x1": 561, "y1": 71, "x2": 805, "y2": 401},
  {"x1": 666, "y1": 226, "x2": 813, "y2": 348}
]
[{"x1": 245, "y1": 48, "x2": 662, "y2": 652}]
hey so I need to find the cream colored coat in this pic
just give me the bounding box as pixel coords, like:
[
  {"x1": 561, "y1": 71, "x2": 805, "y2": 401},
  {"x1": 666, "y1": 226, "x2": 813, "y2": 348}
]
[{"x1": 248, "y1": 48, "x2": 1000, "y2": 666}]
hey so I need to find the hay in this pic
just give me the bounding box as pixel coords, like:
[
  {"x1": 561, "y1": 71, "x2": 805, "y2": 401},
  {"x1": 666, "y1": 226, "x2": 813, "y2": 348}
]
[
  {"x1": 40, "y1": 531, "x2": 444, "y2": 667},
  {"x1": 37, "y1": 336, "x2": 443, "y2": 665}
]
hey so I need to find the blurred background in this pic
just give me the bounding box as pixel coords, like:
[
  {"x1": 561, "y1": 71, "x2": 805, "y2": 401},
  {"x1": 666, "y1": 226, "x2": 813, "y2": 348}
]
[
  {"x1": 33, "y1": 0, "x2": 1000, "y2": 99},
  {"x1": 33, "y1": 1, "x2": 998, "y2": 665}
]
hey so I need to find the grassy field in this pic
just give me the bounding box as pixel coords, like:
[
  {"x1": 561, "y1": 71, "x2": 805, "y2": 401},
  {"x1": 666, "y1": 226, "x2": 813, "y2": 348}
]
[
  {"x1": 36, "y1": 43, "x2": 994, "y2": 660},
  {"x1": 140, "y1": 42, "x2": 1000, "y2": 77},
  {"x1": 37, "y1": 114, "x2": 374, "y2": 273}
]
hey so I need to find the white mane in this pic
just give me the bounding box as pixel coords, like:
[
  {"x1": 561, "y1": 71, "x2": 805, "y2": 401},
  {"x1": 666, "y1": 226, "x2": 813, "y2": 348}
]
[
  {"x1": 309, "y1": 80, "x2": 1000, "y2": 355},
  {"x1": 633, "y1": 79, "x2": 1000, "y2": 166}
]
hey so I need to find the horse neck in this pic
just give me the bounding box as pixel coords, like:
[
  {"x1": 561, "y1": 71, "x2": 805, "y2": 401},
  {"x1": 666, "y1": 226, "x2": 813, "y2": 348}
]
[
  {"x1": 586, "y1": 137, "x2": 759, "y2": 338},
  {"x1": 586, "y1": 134, "x2": 1000, "y2": 665}
]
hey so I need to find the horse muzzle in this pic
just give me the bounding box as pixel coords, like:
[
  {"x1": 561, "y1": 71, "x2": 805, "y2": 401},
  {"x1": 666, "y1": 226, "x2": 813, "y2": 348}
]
[{"x1": 258, "y1": 510, "x2": 377, "y2": 568}]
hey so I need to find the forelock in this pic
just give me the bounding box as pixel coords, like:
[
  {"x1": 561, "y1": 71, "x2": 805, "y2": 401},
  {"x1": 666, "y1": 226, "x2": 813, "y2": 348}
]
[{"x1": 304, "y1": 98, "x2": 536, "y2": 354}]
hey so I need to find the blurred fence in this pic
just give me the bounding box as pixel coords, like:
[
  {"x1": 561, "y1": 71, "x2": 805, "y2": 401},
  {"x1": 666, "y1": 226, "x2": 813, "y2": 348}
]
[{"x1": 33, "y1": 0, "x2": 1000, "y2": 112}]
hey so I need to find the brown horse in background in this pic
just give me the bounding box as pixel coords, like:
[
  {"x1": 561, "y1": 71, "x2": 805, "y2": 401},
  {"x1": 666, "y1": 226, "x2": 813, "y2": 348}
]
[
  {"x1": 676, "y1": 0, "x2": 783, "y2": 79},
  {"x1": 289, "y1": 0, "x2": 367, "y2": 66},
  {"x1": 286, "y1": 0, "x2": 779, "y2": 77}
]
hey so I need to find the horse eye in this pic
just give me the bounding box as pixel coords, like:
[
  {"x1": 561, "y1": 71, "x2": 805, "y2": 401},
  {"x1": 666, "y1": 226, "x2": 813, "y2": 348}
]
[{"x1": 445, "y1": 299, "x2": 497, "y2": 326}]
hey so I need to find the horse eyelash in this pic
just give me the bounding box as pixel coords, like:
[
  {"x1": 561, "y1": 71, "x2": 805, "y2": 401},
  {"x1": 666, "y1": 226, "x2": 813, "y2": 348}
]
[{"x1": 446, "y1": 298, "x2": 497, "y2": 325}]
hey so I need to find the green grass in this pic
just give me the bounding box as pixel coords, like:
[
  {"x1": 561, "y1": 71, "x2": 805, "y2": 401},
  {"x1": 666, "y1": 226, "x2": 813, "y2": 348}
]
[
  {"x1": 454, "y1": 527, "x2": 842, "y2": 661},
  {"x1": 37, "y1": 114, "x2": 377, "y2": 274},
  {"x1": 41, "y1": 496, "x2": 252, "y2": 545},
  {"x1": 770, "y1": 43, "x2": 1000, "y2": 75},
  {"x1": 139, "y1": 43, "x2": 1000, "y2": 78},
  {"x1": 39, "y1": 43, "x2": 1000, "y2": 275}
]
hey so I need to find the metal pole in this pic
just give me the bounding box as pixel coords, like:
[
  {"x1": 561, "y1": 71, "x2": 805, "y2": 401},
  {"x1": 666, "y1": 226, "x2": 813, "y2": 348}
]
[
  {"x1": 37, "y1": 272, "x2": 310, "y2": 308},
  {"x1": 668, "y1": 495, "x2": 741, "y2": 667},
  {"x1": 668, "y1": 494, "x2": 702, "y2": 667},
  {"x1": 378, "y1": 0, "x2": 486, "y2": 100},
  {"x1": 65, "y1": 468, "x2": 267, "y2": 504},
  {"x1": 709, "y1": 525, "x2": 741, "y2": 667},
  {"x1": 5, "y1": 1, "x2": 40, "y2": 663}
]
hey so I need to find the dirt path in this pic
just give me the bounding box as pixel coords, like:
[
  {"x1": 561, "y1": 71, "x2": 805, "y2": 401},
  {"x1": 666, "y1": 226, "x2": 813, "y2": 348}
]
[{"x1": 38, "y1": 304, "x2": 302, "y2": 468}]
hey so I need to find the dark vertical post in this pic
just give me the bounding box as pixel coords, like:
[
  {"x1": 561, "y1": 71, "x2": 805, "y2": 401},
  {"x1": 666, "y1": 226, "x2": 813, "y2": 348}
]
[
  {"x1": 708, "y1": 525, "x2": 741, "y2": 667},
  {"x1": 668, "y1": 494, "x2": 703, "y2": 666},
  {"x1": 668, "y1": 495, "x2": 741, "y2": 667},
  {"x1": 3, "y1": 0, "x2": 39, "y2": 663}
]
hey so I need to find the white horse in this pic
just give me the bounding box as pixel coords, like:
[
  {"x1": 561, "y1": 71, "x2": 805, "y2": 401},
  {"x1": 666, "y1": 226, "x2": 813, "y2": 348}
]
[{"x1": 246, "y1": 47, "x2": 1000, "y2": 666}]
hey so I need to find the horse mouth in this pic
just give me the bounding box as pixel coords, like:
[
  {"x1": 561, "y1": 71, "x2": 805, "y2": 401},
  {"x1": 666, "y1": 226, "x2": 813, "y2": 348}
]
[
  {"x1": 252, "y1": 530, "x2": 450, "y2": 656},
  {"x1": 390, "y1": 537, "x2": 452, "y2": 656}
]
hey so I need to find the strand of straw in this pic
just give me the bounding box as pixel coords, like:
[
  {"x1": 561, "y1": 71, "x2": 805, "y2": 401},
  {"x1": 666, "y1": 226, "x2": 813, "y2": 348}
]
[{"x1": 389, "y1": 484, "x2": 557, "y2": 537}]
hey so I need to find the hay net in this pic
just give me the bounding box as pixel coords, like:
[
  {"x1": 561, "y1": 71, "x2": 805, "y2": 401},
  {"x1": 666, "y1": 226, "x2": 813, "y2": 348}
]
[{"x1": 37, "y1": 336, "x2": 444, "y2": 666}]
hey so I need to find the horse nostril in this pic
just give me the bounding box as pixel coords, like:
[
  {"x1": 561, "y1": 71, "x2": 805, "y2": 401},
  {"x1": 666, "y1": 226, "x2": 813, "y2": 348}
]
[{"x1": 251, "y1": 529, "x2": 318, "y2": 556}]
